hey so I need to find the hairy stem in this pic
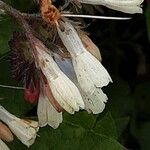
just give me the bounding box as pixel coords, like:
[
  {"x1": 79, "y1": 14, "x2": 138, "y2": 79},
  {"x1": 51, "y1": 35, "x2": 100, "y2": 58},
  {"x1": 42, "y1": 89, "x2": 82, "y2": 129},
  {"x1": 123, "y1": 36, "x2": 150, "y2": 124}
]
[
  {"x1": 0, "y1": 0, "x2": 40, "y2": 62},
  {"x1": 0, "y1": 1, "x2": 33, "y2": 40}
]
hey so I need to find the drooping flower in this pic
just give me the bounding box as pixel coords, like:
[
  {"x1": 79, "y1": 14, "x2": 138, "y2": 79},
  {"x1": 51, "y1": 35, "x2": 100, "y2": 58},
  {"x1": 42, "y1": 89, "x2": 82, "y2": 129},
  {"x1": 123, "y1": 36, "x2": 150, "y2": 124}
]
[
  {"x1": 54, "y1": 52, "x2": 108, "y2": 114},
  {"x1": 57, "y1": 20, "x2": 112, "y2": 113},
  {"x1": 37, "y1": 89, "x2": 63, "y2": 129},
  {"x1": 32, "y1": 37, "x2": 85, "y2": 114},
  {"x1": 0, "y1": 121, "x2": 14, "y2": 142},
  {"x1": 57, "y1": 21, "x2": 112, "y2": 92},
  {"x1": 76, "y1": 0, "x2": 144, "y2": 14},
  {"x1": 0, "y1": 105, "x2": 39, "y2": 147},
  {"x1": 0, "y1": 139, "x2": 10, "y2": 150}
]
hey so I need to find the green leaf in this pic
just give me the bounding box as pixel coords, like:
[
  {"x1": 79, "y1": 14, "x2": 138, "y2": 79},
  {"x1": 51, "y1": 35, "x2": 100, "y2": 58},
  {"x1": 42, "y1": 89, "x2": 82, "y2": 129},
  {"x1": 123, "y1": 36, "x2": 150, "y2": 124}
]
[
  {"x1": 94, "y1": 112, "x2": 118, "y2": 139},
  {"x1": 0, "y1": 16, "x2": 19, "y2": 55},
  {"x1": 7, "y1": 123, "x2": 125, "y2": 150},
  {"x1": 64, "y1": 111, "x2": 96, "y2": 129},
  {"x1": 0, "y1": 73, "x2": 125, "y2": 150}
]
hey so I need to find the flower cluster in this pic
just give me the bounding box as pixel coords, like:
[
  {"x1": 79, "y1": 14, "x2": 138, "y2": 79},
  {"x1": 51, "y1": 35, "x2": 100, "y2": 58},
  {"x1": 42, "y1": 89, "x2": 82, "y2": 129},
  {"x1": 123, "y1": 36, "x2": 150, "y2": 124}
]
[
  {"x1": 28, "y1": 20, "x2": 112, "y2": 125},
  {"x1": 0, "y1": 0, "x2": 144, "y2": 148}
]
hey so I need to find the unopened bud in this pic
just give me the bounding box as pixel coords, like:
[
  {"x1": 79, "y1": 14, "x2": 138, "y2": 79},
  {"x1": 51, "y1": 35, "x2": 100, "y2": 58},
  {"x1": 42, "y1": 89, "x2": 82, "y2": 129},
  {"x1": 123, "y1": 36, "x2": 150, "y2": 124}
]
[{"x1": 0, "y1": 122, "x2": 14, "y2": 142}]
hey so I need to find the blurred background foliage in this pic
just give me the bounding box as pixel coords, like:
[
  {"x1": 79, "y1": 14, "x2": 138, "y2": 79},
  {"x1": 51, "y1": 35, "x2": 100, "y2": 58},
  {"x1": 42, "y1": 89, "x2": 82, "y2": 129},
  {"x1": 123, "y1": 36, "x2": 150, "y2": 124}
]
[{"x1": 0, "y1": 0, "x2": 150, "y2": 150}]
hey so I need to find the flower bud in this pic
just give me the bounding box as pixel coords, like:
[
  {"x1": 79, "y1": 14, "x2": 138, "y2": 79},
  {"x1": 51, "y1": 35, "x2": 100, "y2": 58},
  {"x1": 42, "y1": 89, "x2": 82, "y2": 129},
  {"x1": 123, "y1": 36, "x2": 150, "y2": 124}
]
[
  {"x1": 24, "y1": 79, "x2": 40, "y2": 104},
  {"x1": 0, "y1": 122, "x2": 13, "y2": 142},
  {"x1": 78, "y1": 30, "x2": 102, "y2": 61}
]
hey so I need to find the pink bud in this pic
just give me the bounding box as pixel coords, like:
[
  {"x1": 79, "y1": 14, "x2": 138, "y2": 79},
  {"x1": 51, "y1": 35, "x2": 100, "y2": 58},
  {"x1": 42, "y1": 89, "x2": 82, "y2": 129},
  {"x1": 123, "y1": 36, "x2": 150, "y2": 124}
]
[{"x1": 0, "y1": 122, "x2": 14, "y2": 142}]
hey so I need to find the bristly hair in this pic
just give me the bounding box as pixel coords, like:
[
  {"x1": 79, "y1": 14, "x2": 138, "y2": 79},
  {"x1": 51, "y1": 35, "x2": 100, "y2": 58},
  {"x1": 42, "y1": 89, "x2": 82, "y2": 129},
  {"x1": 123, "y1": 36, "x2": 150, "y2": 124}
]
[{"x1": 9, "y1": 32, "x2": 39, "y2": 88}]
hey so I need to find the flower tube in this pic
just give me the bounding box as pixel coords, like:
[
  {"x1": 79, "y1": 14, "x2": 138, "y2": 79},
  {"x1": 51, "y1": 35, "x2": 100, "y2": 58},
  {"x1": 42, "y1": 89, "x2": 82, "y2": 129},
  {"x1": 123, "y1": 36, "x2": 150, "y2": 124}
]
[
  {"x1": 57, "y1": 21, "x2": 112, "y2": 93},
  {"x1": 0, "y1": 105, "x2": 39, "y2": 147},
  {"x1": 33, "y1": 38, "x2": 84, "y2": 114},
  {"x1": 37, "y1": 91, "x2": 63, "y2": 129},
  {"x1": 57, "y1": 21, "x2": 112, "y2": 113}
]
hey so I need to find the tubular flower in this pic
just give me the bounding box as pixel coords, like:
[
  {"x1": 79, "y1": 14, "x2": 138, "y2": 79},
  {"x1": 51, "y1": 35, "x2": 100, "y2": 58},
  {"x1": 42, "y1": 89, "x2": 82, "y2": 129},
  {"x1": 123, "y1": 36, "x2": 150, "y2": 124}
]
[
  {"x1": 57, "y1": 21, "x2": 112, "y2": 113},
  {"x1": 0, "y1": 139, "x2": 10, "y2": 150},
  {"x1": 54, "y1": 51, "x2": 109, "y2": 114},
  {"x1": 0, "y1": 105, "x2": 39, "y2": 147},
  {"x1": 33, "y1": 38, "x2": 85, "y2": 114},
  {"x1": 37, "y1": 90, "x2": 63, "y2": 129},
  {"x1": 57, "y1": 21, "x2": 112, "y2": 90},
  {"x1": 77, "y1": 0, "x2": 144, "y2": 14}
]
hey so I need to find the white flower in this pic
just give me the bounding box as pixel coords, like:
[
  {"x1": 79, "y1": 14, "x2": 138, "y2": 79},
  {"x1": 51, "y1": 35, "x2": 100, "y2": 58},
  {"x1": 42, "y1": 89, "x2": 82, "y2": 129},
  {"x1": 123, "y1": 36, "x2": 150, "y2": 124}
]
[
  {"x1": 0, "y1": 105, "x2": 39, "y2": 147},
  {"x1": 37, "y1": 92, "x2": 63, "y2": 129},
  {"x1": 57, "y1": 21, "x2": 112, "y2": 113},
  {"x1": 78, "y1": 0, "x2": 143, "y2": 14},
  {"x1": 0, "y1": 139, "x2": 10, "y2": 150},
  {"x1": 81, "y1": 88, "x2": 108, "y2": 114},
  {"x1": 57, "y1": 21, "x2": 112, "y2": 94},
  {"x1": 54, "y1": 53, "x2": 109, "y2": 114},
  {"x1": 34, "y1": 40, "x2": 84, "y2": 114}
]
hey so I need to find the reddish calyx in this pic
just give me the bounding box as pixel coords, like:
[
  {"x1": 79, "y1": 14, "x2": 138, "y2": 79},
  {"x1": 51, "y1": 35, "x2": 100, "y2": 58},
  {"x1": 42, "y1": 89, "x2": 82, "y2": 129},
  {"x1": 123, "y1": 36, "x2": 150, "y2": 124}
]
[{"x1": 24, "y1": 80, "x2": 40, "y2": 104}]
